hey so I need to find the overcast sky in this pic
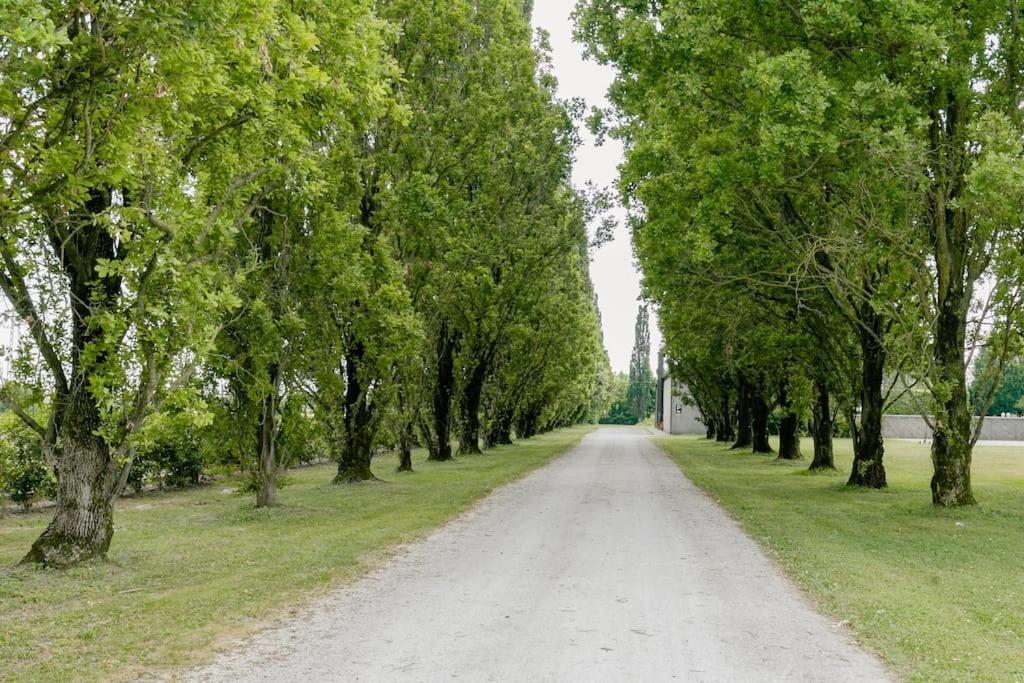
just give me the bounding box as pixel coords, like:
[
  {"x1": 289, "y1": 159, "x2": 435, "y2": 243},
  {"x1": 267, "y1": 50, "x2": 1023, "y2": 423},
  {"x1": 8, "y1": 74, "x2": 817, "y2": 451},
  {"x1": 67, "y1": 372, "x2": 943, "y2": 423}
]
[{"x1": 532, "y1": 3, "x2": 662, "y2": 375}]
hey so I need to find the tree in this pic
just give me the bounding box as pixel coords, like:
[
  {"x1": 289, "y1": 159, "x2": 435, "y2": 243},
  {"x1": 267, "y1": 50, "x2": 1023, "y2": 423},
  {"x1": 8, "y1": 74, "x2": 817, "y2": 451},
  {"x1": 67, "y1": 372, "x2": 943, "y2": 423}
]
[
  {"x1": 0, "y1": 1, "x2": 302, "y2": 566},
  {"x1": 627, "y1": 304, "x2": 654, "y2": 422},
  {"x1": 206, "y1": 0, "x2": 392, "y2": 505}
]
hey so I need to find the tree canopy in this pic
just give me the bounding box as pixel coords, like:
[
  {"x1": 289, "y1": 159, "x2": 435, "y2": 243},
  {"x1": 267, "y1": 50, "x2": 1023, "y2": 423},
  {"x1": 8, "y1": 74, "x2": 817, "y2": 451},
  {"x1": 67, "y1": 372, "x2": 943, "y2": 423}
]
[
  {"x1": 576, "y1": 0, "x2": 1024, "y2": 506},
  {"x1": 0, "y1": 0, "x2": 613, "y2": 567}
]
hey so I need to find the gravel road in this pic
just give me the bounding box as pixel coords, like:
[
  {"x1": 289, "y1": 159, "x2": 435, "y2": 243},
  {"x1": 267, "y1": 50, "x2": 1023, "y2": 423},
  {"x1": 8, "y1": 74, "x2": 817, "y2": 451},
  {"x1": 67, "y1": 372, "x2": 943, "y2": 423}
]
[{"x1": 187, "y1": 426, "x2": 890, "y2": 682}]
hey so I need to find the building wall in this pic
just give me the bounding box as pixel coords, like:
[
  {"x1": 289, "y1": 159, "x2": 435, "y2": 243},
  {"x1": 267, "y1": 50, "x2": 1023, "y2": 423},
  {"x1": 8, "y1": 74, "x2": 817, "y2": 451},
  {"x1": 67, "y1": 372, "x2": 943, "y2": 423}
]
[
  {"x1": 883, "y1": 414, "x2": 1024, "y2": 441},
  {"x1": 663, "y1": 379, "x2": 705, "y2": 436}
]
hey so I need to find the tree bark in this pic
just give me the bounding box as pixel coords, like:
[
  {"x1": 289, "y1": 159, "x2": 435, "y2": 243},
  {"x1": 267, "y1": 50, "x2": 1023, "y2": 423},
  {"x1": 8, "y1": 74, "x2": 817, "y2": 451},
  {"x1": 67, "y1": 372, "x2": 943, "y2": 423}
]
[
  {"x1": 930, "y1": 289, "x2": 975, "y2": 505},
  {"x1": 751, "y1": 384, "x2": 772, "y2": 454},
  {"x1": 23, "y1": 190, "x2": 121, "y2": 567},
  {"x1": 776, "y1": 381, "x2": 802, "y2": 460},
  {"x1": 926, "y1": 85, "x2": 975, "y2": 506},
  {"x1": 484, "y1": 405, "x2": 514, "y2": 448},
  {"x1": 335, "y1": 344, "x2": 378, "y2": 483},
  {"x1": 428, "y1": 321, "x2": 457, "y2": 462},
  {"x1": 731, "y1": 376, "x2": 752, "y2": 449},
  {"x1": 809, "y1": 380, "x2": 835, "y2": 471},
  {"x1": 715, "y1": 391, "x2": 734, "y2": 443},
  {"x1": 517, "y1": 403, "x2": 542, "y2": 440},
  {"x1": 705, "y1": 420, "x2": 716, "y2": 440},
  {"x1": 23, "y1": 385, "x2": 116, "y2": 567},
  {"x1": 848, "y1": 306, "x2": 887, "y2": 488},
  {"x1": 458, "y1": 360, "x2": 487, "y2": 455},
  {"x1": 396, "y1": 418, "x2": 415, "y2": 473},
  {"x1": 256, "y1": 363, "x2": 281, "y2": 508}
]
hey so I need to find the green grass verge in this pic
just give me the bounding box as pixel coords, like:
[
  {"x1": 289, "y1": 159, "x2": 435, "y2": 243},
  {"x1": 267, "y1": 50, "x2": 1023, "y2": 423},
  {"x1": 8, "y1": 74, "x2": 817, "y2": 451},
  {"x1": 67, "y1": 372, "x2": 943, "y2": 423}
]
[
  {"x1": 0, "y1": 425, "x2": 593, "y2": 682},
  {"x1": 655, "y1": 435, "x2": 1024, "y2": 683}
]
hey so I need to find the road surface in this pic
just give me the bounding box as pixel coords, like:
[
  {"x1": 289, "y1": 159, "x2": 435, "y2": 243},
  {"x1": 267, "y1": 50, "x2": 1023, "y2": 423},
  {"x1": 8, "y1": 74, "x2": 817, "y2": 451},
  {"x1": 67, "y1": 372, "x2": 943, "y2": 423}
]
[{"x1": 188, "y1": 427, "x2": 889, "y2": 682}]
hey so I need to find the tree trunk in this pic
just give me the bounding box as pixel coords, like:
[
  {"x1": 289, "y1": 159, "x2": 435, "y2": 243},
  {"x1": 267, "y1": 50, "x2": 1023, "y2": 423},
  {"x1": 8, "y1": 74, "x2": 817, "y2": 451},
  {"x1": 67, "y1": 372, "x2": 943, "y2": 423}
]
[
  {"x1": 809, "y1": 380, "x2": 835, "y2": 471},
  {"x1": 926, "y1": 84, "x2": 974, "y2": 506},
  {"x1": 751, "y1": 384, "x2": 772, "y2": 454},
  {"x1": 731, "y1": 376, "x2": 752, "y2": 449},
  {"x1": 24, "y1": 190, "x2": 121, "y2": 566},
  {"x1": 848, "y1": 307, "x2": 887, "y2": 488},
  {"x1": 458, "y1": 360, "x2": 487, "y2": 455},
  {"x1": 776, "y1": 381, "x2": 802, "y2": 460},
  {"x1": 484, "y1": 405, "x2": 514, "y2": 449},
  {"x1": 930, "y1": 290, "x2": 975, "y2": 505},
  {"x1": 705, "y1": 420, "x2": 716, "y2": 440},
  {"x1": 716, "y1": 392, "x2": 734, "y2": 443},
  {"x1": 256, "y1": 363, "x2": 281, "y2": 508},
  {"x1": 396, "y1": 418, "x2": 415, "y2": 473},
  {"x1": 428, "y1": 322, "x2": 457, "y2": 462},
  {"x1": 335, "y1": 344, "x2": 377, "y2": 483},
  {"x1": 23, "y1": 387, "x2": 116, "y2": 567},
  {"x1": 517, "y1": 403, "x2": 542, "y2": 440}
]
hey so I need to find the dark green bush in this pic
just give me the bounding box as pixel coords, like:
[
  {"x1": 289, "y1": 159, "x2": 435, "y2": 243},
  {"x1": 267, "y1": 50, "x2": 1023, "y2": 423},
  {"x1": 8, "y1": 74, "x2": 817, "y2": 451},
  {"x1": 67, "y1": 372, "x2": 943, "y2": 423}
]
[
  {"x1": 0, "y1": 412, "x2": 55, "y2": 510},
  {"x1": 128, "y1": 415, "x2": 206, "y2": 492}
]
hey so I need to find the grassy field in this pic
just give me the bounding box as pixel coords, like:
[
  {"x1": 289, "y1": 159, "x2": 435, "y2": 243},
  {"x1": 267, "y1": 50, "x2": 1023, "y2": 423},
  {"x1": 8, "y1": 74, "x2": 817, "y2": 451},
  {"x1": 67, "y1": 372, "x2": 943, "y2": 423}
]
[
  {"x1": 656, "y1": 435, "x2": 1024, "y2": 682},
  {"x1": 0, "y1": 426, "x2": 593, "y2": 682}
]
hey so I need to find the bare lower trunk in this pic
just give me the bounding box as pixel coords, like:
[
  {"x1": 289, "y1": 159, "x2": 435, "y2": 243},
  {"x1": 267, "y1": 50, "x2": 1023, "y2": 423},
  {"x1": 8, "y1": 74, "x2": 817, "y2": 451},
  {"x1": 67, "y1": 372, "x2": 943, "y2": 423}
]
[
  {"x1": 429, "y1": 322, "x2": 457, "y2": 462},
  {"x1": 716, "y1": 392, "x2": 734, "y2": 443},
  {"x1": 731, "y1": 376, "x2": 752, "y2": 450},
  {"x1": 458, "y1": 361, "x2": 487, "y2": 455},
  {"x1": 848, "y1": 308, "x2": 887, "y2": 488},
  {"x1": 930, "y1": 294, "x2": 975, "y2": 505},
  {"x1": 927, "y1": 83, "x2": 974, "y2": 506},
  {"x1": 809, "y1": 380, "x2": 835, "y2": 471},
  {"x1": 23, "y1": 389, "x2": 116, "y2": 567},
  {"x1": 517, "y1": 403, "x2": 542, "y2": 440},
  {"x1": 256, "y1": 364, "x2": 281, "y2": 508},
  {"x1": 24, "y1": 191, "x2": 122, "y2": 566},
  {"x1": 396, "y1": 419, "x2": 414, "y2": 473},
  {"x1": 751, "y1": 385, "x2": 772, "y2": 454},
  {"x1": 484, "y1": 406, "x2": 514, "y2": 449},
  {"x1": 705, "y1": 420, "x2": 716, "y2": 440},
  {"x1": 777, "y1": 381, "x2": 802, "y2": 460},
  {"x1": 335, "y1": 344, "x2": 378, "y2": 483},
  {"x1": 335, "y1": 436, "x2": 375, "y2": 483}
]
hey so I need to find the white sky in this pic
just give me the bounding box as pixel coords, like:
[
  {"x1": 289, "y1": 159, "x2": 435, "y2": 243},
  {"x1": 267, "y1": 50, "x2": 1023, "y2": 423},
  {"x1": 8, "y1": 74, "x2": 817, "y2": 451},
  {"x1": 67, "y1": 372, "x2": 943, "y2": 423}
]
[{"x1": 532, "y1": 3, "x2": 662, "y2": 375}]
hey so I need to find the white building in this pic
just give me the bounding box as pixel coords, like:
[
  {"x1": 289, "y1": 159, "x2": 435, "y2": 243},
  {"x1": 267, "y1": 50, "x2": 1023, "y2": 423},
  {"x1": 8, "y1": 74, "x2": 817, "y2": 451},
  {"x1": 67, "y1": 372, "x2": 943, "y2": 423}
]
[{"x1": 655, "y1": 354, "x2": 705, "y2": 436}]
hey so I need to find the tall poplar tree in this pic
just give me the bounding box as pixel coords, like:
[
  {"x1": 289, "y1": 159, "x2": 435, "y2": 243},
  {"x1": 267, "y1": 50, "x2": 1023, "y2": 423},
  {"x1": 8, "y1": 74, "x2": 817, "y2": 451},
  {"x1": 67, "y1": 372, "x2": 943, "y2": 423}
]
[{"x1": 627, "y1": 304, "x2": 654, "y2": 421}]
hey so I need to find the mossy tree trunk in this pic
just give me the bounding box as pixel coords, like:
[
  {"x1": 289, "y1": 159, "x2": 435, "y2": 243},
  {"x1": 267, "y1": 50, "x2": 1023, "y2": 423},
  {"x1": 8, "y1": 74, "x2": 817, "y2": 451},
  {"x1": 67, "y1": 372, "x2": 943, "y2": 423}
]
[
  {"x1": 335, "y1": 344, "x2": 378, "y2": 483},
  {"x1": 926, "y1": 88, "x2": 976, "y2": 507},
  {"x1": 22, "y1": 191, "x2": 125, "y2": 567},
  {"x1": 929, "y1": 284, "x2": 976, "y2": 505},
  {"x1": 23, "y1": 386, "x2": 117, "y2": 567},
  {"x1": 848, "y1": 304, "x2": 887, "y2": 488}
]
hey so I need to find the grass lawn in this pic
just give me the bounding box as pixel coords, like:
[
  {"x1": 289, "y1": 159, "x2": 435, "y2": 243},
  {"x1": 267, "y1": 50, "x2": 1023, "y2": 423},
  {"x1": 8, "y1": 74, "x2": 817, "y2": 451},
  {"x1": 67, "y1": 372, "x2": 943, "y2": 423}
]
[
  {"x1": 656, "y1": 435, "x2": 1024, "y2": 682},
  {"x1": 0, "y1": 425, "x2": 593, "y2": 682}
]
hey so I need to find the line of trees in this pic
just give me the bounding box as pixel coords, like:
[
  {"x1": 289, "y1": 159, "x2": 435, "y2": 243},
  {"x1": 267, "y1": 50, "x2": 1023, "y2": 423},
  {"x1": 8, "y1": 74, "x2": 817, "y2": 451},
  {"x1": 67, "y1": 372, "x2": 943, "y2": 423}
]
[
  {"x1": 0, "y1": 0, "x2": 614, "y2": 567},
  {"x1": 576, "y1": 0, "x2": 1024, "y2": 505}
]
